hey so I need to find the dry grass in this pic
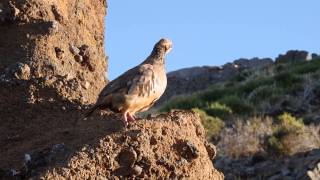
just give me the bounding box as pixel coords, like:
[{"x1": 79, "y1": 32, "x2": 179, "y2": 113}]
[
  {"x1": 217, "y1": 117, "x2": 273, "y2": 158},
  {"x1": 217, "y1": 114, "x2": 320, "y2": 158}
]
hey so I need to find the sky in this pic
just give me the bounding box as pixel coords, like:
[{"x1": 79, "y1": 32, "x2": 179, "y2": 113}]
[{"x1": 105, "y1": 1, "x2": 320, "y2": 80}]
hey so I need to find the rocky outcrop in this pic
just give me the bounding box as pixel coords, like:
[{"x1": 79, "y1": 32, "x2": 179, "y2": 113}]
[
  {"x1": 158, "y1": 58, "x2": 273, "y2": 105},
  {"x1": 275, "y1": 50, "x2": 310, "y2": 64},
  {"x1": 1, "y1": 111, "x2": 223, "y2": 179},
  {"x1": 0, "y1": 0, "x2": 108, "y2": 104},
  {"x1": 0, "y1": 1, "x2": 223, "y2": 179},
  {"x1": 215, "y1": 149, "x2": 320, "y2": 180}
]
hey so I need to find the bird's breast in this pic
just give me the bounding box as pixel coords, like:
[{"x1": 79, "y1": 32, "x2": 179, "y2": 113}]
[{"x1": 151, "y1": 69, "x2": 167, "y2": 97}]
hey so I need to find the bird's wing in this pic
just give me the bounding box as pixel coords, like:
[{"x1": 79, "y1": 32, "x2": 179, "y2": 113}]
[
  {"x1": 99, "y1": 64, "x2": 154, "y2": 97},
  {"x1": 127, "y1": 64, "x2": 155, "y2": 97}
]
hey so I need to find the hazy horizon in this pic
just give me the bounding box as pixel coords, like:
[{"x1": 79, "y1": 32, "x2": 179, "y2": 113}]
[{"x1": 105, "y1": 1, "x2": 320, "y2": 80}]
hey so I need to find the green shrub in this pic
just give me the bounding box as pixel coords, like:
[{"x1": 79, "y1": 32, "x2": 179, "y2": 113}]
[
  {"x1": 199, "y1": 87, "x2": 231, "y2": 103},
  {"x1": 274, "y1": 72, "x2": 302, "y2": 88},
  {"x1": 218, "y1": 95, "x2": 254, "y2": 114},
  {"x1": 291, "y1": 59, "x2": 320, "y2": 74},
  {"x1": 267, "y1": 112, "x2": 305, "y2": 155},
  {"x1": 204, "y1": 102, "x2": 232, "y2": 119},
  {"x1": 267, "y1": 136, "x2": 286, "y2": 155},
  {"x1": 237, "y1": 77, "x2": 273, "y2": 95},
  {"x1": 192, "y1": 108, "x2": 225, "y2": 138},
  {"x1": 160, "y1": 95, "x2": 202, "y2": 112},
  {"x1": 231, "y1": 70, "x2": 253, "y2": 82},
  {"x1": 276, "y1": 112, "x2": 305, "y2": 133},
  {"x1": 248, "y1": 85, "x2": 282, "y2": 103}
]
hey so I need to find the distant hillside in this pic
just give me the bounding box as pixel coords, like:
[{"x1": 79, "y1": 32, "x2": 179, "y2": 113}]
[
  {"x1": 159, "y1": 50, "x2": 320, "y2": 179},
  {"x1": 157, "y1": 57, "x2": 273, "y2": 105},
  {"x1": 162, "y1": 52, "x2": 320, "y2": 122},
  {"x1": 158, "y1": 50, "x2": 319, "y2": 106}
]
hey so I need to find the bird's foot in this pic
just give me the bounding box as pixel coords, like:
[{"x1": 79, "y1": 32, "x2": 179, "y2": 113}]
[{"x1": 126, "y1": 112, "x2": 136, "y2": 122}]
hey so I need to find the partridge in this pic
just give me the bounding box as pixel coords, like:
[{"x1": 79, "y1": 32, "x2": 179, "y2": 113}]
[{"x1": 85, "y1": 38, "x2": 172, "y2": 124}]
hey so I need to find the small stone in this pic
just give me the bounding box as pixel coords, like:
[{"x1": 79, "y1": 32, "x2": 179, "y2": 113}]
[
  {"x1": 69, "y1": 45, "x2": 80, "y2": 55},
  {"x1": 161, "y1": 128, "x2": 168, "y2": 135},
  {"x1": 147, "y1": 114, "x2": 157, "y2": 119},
  {"x1": 87, "y1": 63, "x2": 95, "y2": 72},
  {"x1": 65, "y1": 73, "x2": 74, "y2": 80},
  {"x1": 118, "y1": 148, "x2": 137, "y2": 167},
  {"x1": 6, "y1": 63, "x2": 31, "y2": 80},
  {"x1": 24, "y1": 154, "x2": 31, "y2": 163},
  {"x1": 131, "y1": 165, "x2": 143, "y2": 176},
  {"x1": 54, "y1": 47, "x2": 64, "y2": 59},
  {"x1": 79, "y1": 44, "x2": 89, "y2": 54},
  {"x1": 62, "y1": 106, "x2": 66, "y2": 110},
  {"x1": 10, "y1": 4, "x2": 20, "y2": 17},
  {"x1": 150, "y1": 136, "x2": 157, "y2": 145},
  {"x1": 82, "y1": 81, "x2": 90, "y2": 89},
  {"x1": 205, "y1": 141, "x2": 217, "y2": 160},
  {"x1": 74, "y1": 54, "x2": 83, "y2": 63},
  {"x1": 174, "y1": 140, "x2": 199, "y2": 162},
  {"x1": 48, "y1": 20, "x2": 59, "y2": 33}
]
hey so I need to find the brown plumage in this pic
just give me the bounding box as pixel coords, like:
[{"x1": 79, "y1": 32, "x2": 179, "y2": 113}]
[{"x1": 85, "y1": 38, "x2": 172, "y2": 124}]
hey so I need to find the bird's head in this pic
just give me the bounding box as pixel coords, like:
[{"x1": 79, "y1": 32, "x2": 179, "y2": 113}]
[{"x1": 154, "y1": 38, "x2": 172, "y2": 55}]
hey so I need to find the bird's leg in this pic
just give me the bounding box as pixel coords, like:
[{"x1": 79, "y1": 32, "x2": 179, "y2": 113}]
[
  {"x1": 126, "y1": 112, "x2": 136, "y2": 122},
  {"x1": 122, "y1": 112, "x2": 129, "y2": 125}
]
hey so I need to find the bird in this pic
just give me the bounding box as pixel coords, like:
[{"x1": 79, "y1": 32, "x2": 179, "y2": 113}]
[{"x1": 84, "y1": 38, "x2": 172, "y2": 124}]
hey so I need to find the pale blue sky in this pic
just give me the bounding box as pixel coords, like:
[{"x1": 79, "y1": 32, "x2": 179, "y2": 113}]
[{"x1": 105, "y1": 1, "x2": 320, "y2": 80}]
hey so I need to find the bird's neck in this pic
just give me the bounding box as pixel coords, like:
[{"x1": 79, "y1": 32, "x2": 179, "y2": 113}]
[{"x1": 143, "y1": 48, "x2": 166, "y2": 66}]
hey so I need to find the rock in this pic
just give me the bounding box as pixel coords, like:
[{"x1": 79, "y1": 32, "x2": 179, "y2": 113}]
[
  {"x1": 150, "y1": 136, "x2": 157, "y2": 145},
  {"x1": 0, "y1": 2, "x2": 19, "y2": 24},
  {"x1": 81, "y1": 81, "x2": 90, "y2": 89},
  {"x1": 5, "y1": 63, "x2": 30, "y2": 80},
  {"x1": 233, "y1": 57, "x2": 273, "y2": 70},
  {"x1": 54, "y1": 47, "x2": 64, "y2": 59},
  {"x1": 48, "y1": 21, "x2": 59, "y2": 34},
  {"x1": 24, "y1": 154, "x2": 31, "y2": 163},
  {"x1": 308, "y1": 162, "x2": 320, "y2": 180},
  {"x1": 205, "y1": 141, "x2": 217, "y2": 160},
  {"x1": 275, "y1": 50, "x2": 309, "y2": 63},
  {"x1": 51, "y1": 5, "x2": 63, "y2": 22},
  {"x1": 9, "y1": 2, "x2": 20, "y2": 18},
  {"x1": 74, "y1": 54, "x2": 83, "y2": 63},
  {"x1": 131, "y1": 165, "x2": 143, "y2": 176},
  {"x1": 25, "y1": 111, "x2": 223, "y2": 179},
  {"x1": 174, "y1": 140, "x2": 199, "y2": 162},
  {"x1": 311, "y1": 53, "x2": 319, "y2": 59},
  {"x1": 69, "y1": 45, "x2": 80, "y2": 55},
  {"x1": 117, "y1": 148, "x2": 137, "y2": 167},
  {"x1": 79, "y1": 45, "x2": 89, "y2": 55}
]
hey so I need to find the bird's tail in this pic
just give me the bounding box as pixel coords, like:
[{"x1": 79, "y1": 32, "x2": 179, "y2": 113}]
[
  {"x1": 73, "y1": 104, "x2": 100, "y2": 126},
  {"x1": 84, "y1": 105, "x2": 99, "y2": 117}
]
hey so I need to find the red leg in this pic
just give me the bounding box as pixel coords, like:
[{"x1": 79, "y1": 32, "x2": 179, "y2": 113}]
[
  {"x1": 126, "y1": 112, "x2": 136, "y2": 122},
  {"x1": 122, "y1": 112, "x2": 129, "y2": 126}
]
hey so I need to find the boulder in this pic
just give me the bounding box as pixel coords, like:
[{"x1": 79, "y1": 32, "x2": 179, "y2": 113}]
[{"x1": 275, "y1": 50, "x2": 309, "y2": 64}]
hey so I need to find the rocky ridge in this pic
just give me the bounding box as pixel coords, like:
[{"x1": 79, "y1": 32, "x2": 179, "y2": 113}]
[
  {"x1": 0, "y1": 111, "x2": 223, "y2": 179},
  {"x1": 159, "y1": 50, "x2": 319, "y2": 105}
]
